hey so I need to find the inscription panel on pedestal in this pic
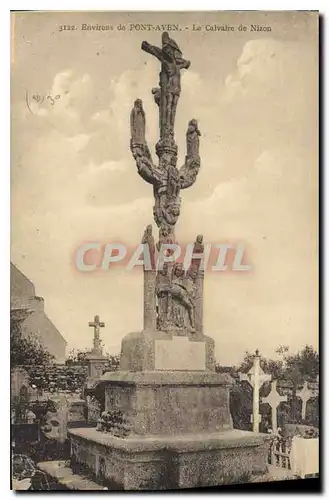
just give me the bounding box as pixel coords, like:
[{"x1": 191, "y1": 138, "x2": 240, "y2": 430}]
[{"x1": 155, "y1": 337, "x2": 205, "y2": 371}]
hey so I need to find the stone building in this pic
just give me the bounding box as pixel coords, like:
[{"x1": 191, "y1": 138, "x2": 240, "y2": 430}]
[{"x1": 10, "y1": 263, "x2": 66, "y2": 363}]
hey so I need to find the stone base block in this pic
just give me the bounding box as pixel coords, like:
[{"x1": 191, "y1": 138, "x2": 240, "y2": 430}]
[
  {"x1": 69, "y1": 427, "x2": 271, "y2": 490},
  {"x1": 120, "y1": 330, "x2": 216, "y2": 371},
  {"x1": 96, "y1": 371, "x2": 233, "y2": 436}
]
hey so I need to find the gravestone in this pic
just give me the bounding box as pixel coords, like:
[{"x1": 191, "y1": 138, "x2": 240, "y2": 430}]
[
  {"x1": 296, "y1": 381, "x2": 317, "y2": 421},
  {"x1": 68, "y1": 32, "x2": 271, "y2": 490},
  {"x1": 85, "y1": 315, "x2": 108, "y2": 382},
  {"x1": 261, "y1": 380, "x2": 287, "y2": 433},
  {"x1": 239, "y1": 351, "x2": 271, "y2": 432}
]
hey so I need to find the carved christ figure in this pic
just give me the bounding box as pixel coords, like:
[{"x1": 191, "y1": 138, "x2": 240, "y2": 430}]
[{"x1": 141, "y1": 32, "x2": 190, "y2": 139}]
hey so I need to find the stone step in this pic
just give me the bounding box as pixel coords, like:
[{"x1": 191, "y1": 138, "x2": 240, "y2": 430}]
[{"x1": 37, "y1": 461, "x2": 107, "y2": 490}]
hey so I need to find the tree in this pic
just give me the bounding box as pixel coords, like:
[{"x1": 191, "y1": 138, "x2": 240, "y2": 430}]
[
  {"x1": 236, "y1": 350, "x2": 283, "y2": 379},
  {"x1": 276, "y1": 345, "x2": 319, "y2": 423},
  {"x1": 65, "y1": 348, "x2": 90, "y2": 366},
  {"x1": 284, "y1": 345, "x2": 319, "y2": 381},
  {"x1": 11, "y1": 319, "x2": 54, "y2": 368}
]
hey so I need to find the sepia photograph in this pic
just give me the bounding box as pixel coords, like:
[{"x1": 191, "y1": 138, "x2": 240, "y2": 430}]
[{"x1": 10, "y1": 10, "x2": 319, "y2": 491}]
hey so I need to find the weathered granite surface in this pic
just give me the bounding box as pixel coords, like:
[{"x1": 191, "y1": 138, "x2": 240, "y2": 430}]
[
  {"x1": 97, "y1": 371, "x2": 233, "y2": 437},
  {"x1": 37, "y1": 461, "x2": 107, "y2": 490},
  {"x1": 69, "y1": 428, "x2": 271, "y2": 490}
]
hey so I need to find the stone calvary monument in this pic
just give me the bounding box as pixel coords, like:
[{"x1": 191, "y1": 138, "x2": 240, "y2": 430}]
[{"x1": 68, "y1": 33, "x2": 270, "y2": 490}]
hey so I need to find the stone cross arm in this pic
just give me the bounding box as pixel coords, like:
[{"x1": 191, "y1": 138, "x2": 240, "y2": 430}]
[
  {"x1": 239, "y1": 368, "x2": 271, "y2": 389},
  {"x1": 141, "y1": 39, "x2": 190, "y2": 69},
  {"x1": 296, "y1": 381, "x2": 317, "y2": 402},
  {"x1": 89, "y1": 315, "x2": 105, "y2": 329},
  {"x1": 261, "y1": 380, "x2": 287, "y2": 408},
  {"x1": 141, "y1": 41, "x2": 163, "y2": 62}
]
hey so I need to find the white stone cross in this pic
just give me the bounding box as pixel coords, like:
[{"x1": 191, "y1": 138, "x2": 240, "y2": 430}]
[
  {"x1": 296, "y1": 381, "x2": 317, "y2": 420},
  {"x1": 239, "y1": 350, "x2": 272, "y2": 433},
  {"x1": 261, "y1": 379, "x2": 287, "y2": 433},
  {"x1": 250, "y1": 414, "x2": 262, "y2": 423},
  {"x1": 89, "y1": 315, "x2": 105, "y2": 355},
  {"x1": 239, "y1": 366, "x2": 272, "y2": 389}
]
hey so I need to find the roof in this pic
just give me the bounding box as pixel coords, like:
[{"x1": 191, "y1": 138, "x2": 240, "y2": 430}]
[{"x1": 10, "y1": 261, "x2": 67, "y2": 345}]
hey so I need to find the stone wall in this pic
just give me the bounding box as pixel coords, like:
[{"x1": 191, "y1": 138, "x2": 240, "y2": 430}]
[{"x1": 13, "y1": 364, "x2": 88, "y2": 393}]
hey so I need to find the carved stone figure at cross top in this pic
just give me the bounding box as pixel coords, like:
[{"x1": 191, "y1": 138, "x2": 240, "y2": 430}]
[
  {"x1": 141, "y1": 32, "x2": 190, "y2": 140},
  {"x1": 89, "y1": 315, "x2": 105, "y2": 354}
]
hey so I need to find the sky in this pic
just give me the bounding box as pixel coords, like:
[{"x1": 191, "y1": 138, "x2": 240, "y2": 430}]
[{"x1": 11, "y1": 11, "x2": 318, "y2": 365}]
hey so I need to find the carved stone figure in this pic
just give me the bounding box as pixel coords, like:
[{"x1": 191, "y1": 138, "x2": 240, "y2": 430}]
[
  {"x1": 167, "y1": 263, "x2": 195, "y2": 332},
  {"x1": 163, "y1": 199, "x2": 181, "y2": 226},
  {"x1": 186, "y1": 265, "x2": 198, "y2": 302},
  {"x1": 186, "y1": 119, "x2": 201, "y2": 157},
  {"x1": 191, "y1": 234, "x2": 204, "y2": 272},
  {"x1": 141, "y1": 32, "x2": 190, "y2": 140},
  {"x1": 130, "y1": 99, "x2": 146, "y2": 144},
  {"x1": 152, "y1": 87, "x2": 161, "y2": 107},
  {"x1": 167, "y1": 164, "x2": 180, "y2": 200}
]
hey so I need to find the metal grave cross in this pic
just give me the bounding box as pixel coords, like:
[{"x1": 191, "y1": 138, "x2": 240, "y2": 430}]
[
  {"x1": 88, "y1": 315, "x2": 105, "y2": 355},
  {"x1": 296, "y1": 381, "x2": 317, "y2": 420},
  {"x1": 261, "y1": 379, "x2": 287, "y2": 433}
]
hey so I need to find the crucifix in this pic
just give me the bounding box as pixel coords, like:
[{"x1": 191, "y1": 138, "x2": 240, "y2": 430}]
[
  {"x1": 130, "y1": 32, "x2": 200, "y2": 248},
  {"x1": 239, "y1": 350, "x2": 272, "y2": 433},
  {"x1": 261, "y1": 379, "x2": 287, "y2": 433},
  {"x1": 296, "y1": 381, "x2": 317, "y2": 420},
  {"x1": 130, "y1": 32, "x2": 203, "y2": 338},
  {"x1": 89, "y1": 315, "x2": 105, "y2": 356},
  {"x1": 141, "y1": 32, "x2": 190, "y2": 142}
]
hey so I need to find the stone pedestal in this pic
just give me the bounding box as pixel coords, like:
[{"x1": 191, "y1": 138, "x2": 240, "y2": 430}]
[
  {"x1": 69, "y1": 370, "x2": 271, "y2": 489},
  {"x1": 102, "y1": 371, "x2": 233, "y2": 436},
  {"x1": 85, "y1": 353, "x2": 108, "y2": 382},
  {"x1": 69, "y1": 427, "x2": 270, "y2": 490}
]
